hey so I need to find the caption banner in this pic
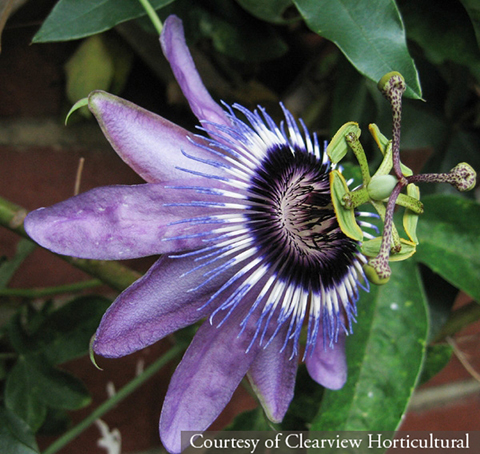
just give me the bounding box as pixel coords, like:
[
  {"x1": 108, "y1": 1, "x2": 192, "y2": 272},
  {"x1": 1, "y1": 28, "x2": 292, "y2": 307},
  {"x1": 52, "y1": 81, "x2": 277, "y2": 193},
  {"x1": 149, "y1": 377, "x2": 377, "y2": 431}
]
[{"x1": 181, "y1": 431, "x2": 478, "y2": 453}]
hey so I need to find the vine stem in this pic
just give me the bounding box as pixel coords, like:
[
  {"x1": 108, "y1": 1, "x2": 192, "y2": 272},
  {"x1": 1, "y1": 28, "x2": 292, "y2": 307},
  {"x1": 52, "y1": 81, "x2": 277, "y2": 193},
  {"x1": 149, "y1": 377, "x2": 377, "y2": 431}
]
[
  {"x1": 0, "y1": 279, "x2": 102, "y2": 297},
  {"x1": 0, "y1": 196, "x2": 140, "y2": 292},
  {"x1": 42, "y1": 343, "x2": 184, "y2": 454},
  {"x1": 138, "y1": 0, "x2": 163, "y2": 34}
]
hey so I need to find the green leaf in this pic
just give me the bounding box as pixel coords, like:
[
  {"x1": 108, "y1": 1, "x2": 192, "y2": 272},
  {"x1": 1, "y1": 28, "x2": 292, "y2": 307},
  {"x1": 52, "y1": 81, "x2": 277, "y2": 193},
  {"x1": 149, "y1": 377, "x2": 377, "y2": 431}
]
[
  {"x1": 282, "y1": 365, "x2": 324, "y2": 430},
  {"x1": 236, "y1": 0, "x2": 294, "y2": 23},
  {"x1": 7, "y1": 296, "x2": 111, "y2": 364},
  {"x1": 415, "y1": 195, "x2": 480, "y2": 303},
  {"x1": 199, "y1": 11, "x2": 288, "y2": 62},
  {"x1": 64, "y1": 33, "x2": 134, "y2": 113},
  {"x1": 33, "y1": 0, "x2": 175, "y2": 42},
  {"x1": 312, "y1": 259, "x2": 428, "y2": 430},
  {"x1": 7, "y1": 312, "x2": 40, "y2": 357},
  {"x1": 392, "y1": 103, "x2": 480, "y2": 196},
  {"x1": 5, "y1": 354, "x2": 91, "y2": 430},
  {"x1": 293, "y1": 0, "x2": 422, "y2": 99},
  {"x1": 0, "y1": 407, "x2": 39, "y2": 454},
  {"x1": 5, "y1": 358, "x2": 47, "y2": 432},
  {"x1": 33, "y1": 295, "x2": 111, "y2": 364},
  {"x1": 419, "y1": 266, "x2": 458, "y2": 342},
  {"x1": 26, "y1": 356, "x2": 92, "y2": 410},
  {"x1": 439, "y1": 130, "x2": 480, "y2": 192},
  {"x1": 37, "y1": 408, "x2": 71, "y2": 437},
  {"x1": 330, "y1": 57, "x2": 372, "y2": 136},
  {"x1": 418, "y1": 344, "x2": 453, "y2": 386},
  {"x1": 399, "y1": 102, "x2": 446, "y2": 151}
]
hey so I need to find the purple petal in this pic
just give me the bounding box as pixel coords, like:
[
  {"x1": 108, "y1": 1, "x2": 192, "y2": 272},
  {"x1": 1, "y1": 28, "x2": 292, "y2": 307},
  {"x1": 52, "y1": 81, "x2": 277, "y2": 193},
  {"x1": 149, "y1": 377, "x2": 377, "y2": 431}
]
[
  {"x1": 305, "y1": 330, "x2": 347, "y2": 390},
  {"x1": 160, "y1": 15, "x2": 229, "y2": 127},
  {"x1": 247, "y1": 328, "x2": 297, "y2": 423},
  {"x1": 160, "y1": 308, "x2": 261, "y2": 454},
  {"x1": 88, "y1": 90, "x2": 220, "y2": 182},
  {"x1": 25, "y1": 182, "x2": 218, "y2": 260},
  {"x1": 94, "y1": 255, "x2": 224, "y2": 358}
]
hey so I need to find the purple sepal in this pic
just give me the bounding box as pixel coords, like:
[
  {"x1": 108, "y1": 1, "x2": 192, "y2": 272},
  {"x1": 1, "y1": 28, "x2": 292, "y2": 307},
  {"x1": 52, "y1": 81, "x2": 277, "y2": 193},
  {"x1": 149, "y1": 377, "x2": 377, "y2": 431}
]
[
  {"x1": 160, "y1": 15, "x2": 229, "y2": 127},
  {"x1": 93, "y1": 255, "x2": 225, "y2": 358},
  {"x1": 247, "y1": 327, "x2": 297, "y2": 423},
  {"x1": 305, "y1": 330, "x2": 347, "y2": 390},
  {"x1": 159, "y1": 306, "x2": 262, "y2": 454},
  {"x1": 88, "y1": 91, "x2": 222, "y2": 182},
  {"x1": 24, "y1": 182, "x2": 219, "y2": 260}
]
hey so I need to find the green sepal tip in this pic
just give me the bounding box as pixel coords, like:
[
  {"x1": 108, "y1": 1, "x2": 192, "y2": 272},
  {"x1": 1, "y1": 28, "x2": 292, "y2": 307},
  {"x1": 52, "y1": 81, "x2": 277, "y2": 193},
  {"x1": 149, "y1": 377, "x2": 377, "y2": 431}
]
[
  {"x1": 89, "y1": 334, "x2": 103, "y2": 371},
  {"x1": 65, "y1": 97, "x2": 89, "y2": 125}
]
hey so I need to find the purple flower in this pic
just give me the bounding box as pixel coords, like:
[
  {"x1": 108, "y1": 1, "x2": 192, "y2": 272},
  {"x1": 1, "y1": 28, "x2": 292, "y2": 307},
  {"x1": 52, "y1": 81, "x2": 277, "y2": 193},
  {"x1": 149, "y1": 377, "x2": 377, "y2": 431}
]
[{"x1": 25, "y1": 15, "x2": 369, "y2": 454}]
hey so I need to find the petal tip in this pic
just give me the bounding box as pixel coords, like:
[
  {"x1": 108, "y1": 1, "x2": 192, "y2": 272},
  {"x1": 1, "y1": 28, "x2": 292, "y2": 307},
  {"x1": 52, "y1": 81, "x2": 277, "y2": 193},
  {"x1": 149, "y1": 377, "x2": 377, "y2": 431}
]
[
  {"x1": 24, "y1": 207, "x2": 53, "y2": 250},
  {"x1": 321, "y1": 370, "x2": 347, "y2": 390},
  {"x1": 159, "y1": 417, "x2": 183, "y2": 454},
  {"x1": 305, "y1": 336, "x2": 348, "y2": 391}
]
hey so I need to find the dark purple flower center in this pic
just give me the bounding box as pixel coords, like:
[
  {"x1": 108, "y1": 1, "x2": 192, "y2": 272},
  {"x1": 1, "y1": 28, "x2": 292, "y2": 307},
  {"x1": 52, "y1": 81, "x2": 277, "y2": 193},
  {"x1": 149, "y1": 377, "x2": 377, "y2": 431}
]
[{"x1": 246, "y1": 144, "x2": 359, "y2": 293}]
